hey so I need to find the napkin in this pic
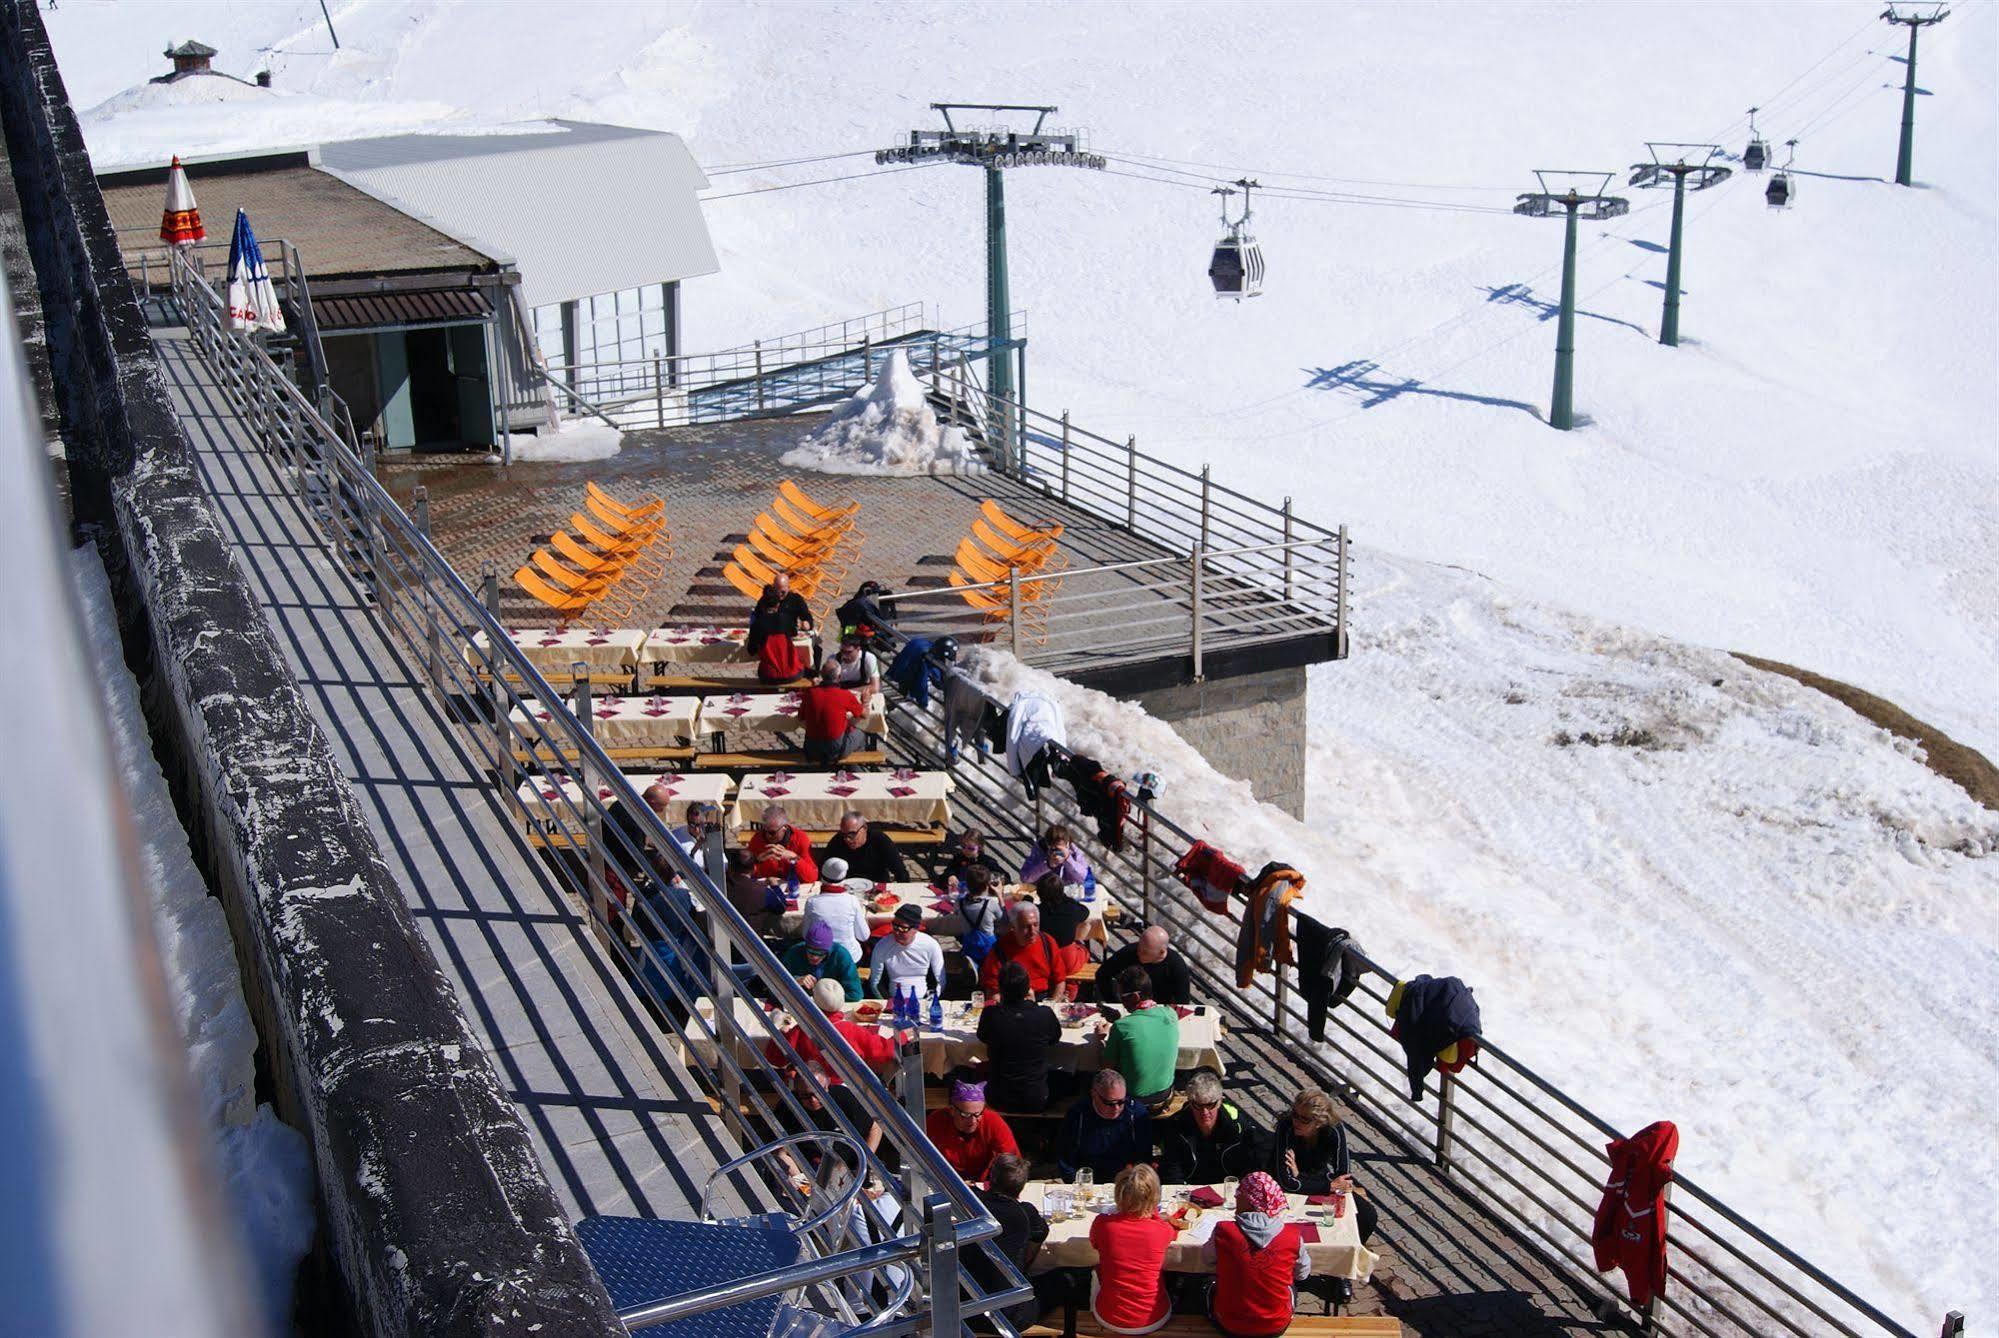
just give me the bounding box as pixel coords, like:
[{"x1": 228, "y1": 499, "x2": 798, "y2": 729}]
[
  {"x1": 888, "y1": 786, "x2": 916, "y2": 797},
  {"x1": 1295, "y1": 1224, "x2": 1321, "y2": 1244},
  {"x1": 1305, "y1": 1194, "x2": 1334, "y2": 1205},
  {"x1": 1188, "y1": 1186, "x2": 1224, "y2": 1208},
  {"x1": 763, "y1": 786, "x2": 790, "y2": 797},
  {"x1": 1173, "y1": 1005, "x2": 1195, "y2": 1019},
  {"x1": 829, "y1": 785, "x2": 857, "y2": 797}
]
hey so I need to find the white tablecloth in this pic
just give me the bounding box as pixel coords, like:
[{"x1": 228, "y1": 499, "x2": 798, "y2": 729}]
[
  {"x1": 1024, "y1": 1181, "x2": 1376, "y2": 1281},
  {"x1": 514, "y1": 771, "x2": 734, "y2": 841},
  {"x1": 731, "y1": 769, "x2": 952, "y2": 830},
  {"x1": 511, "y1": 695, "x2": 704, "y2": 750},
  {"x1": 776, "y1": 883, "x2": 1114, "y2": 944},
  {"x1": 472, "y1": 626, "x2": 646, "y2": 678},
  {"x1": 641, "y1": 626, "x2": 811, "y2": 666},
  {"x1": 700, "y1": 690, "x2": 887, "y2": 740},
  {"x1": 906, "y1": 999, "x2": 1222, "y2": 1079}
]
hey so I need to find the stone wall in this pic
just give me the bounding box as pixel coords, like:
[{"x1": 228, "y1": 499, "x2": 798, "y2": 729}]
[
  {"x1": 1129, "y1": 663, "x2": 1309, "y2": 818},
  {"x1": 0, "y1": 4, "x2": 620, "y2": 1333}
]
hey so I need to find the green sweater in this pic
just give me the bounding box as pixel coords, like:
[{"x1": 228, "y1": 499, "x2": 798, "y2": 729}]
[
  {"x1": 1104, "y1": 1003, "x2": 1180, "y2": 1097},
  {"x1": 780, "y1": 941, "x2": 864, "y2": 1002}
]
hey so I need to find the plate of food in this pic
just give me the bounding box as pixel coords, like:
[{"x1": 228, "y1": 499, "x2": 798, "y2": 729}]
[
  {"x1": 1061, "y1": 1003, "x2": 1098, "y2": 1025},
  {"x1": 873, "y1": 892, "x2": 902, "y2": 911}
]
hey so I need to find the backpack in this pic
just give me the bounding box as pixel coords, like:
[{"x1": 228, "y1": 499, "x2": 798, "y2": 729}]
[{"x1": 959, "y1": 893, "x2": 1001, "y2": 966}]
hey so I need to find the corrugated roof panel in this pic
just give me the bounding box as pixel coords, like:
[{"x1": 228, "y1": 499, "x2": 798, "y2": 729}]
[
  {"x1": 317, "y1": 120, "x2": 718, "y2": 309},
  {"x1": 311, "y1": 288, "x2": 492, "y2": 332}
]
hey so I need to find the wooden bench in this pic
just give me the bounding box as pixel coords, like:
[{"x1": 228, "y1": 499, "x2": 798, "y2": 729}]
[
  {"x1": 695, "y1": 749, "x2": 887, "y2": 771},
  {"x1": 648, "y1": 674, "x2": 803, "y2": 693},
  {"x1": 512, "y1": 743, "x2": 699, "y2": 766},
  {"x1": 1024, "y1": 1316, "x2": 1401, "y2": 1338}
]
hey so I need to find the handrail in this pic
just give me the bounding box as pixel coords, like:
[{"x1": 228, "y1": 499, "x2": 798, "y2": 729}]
[
  {"x1": 168, "y1": 247, "x2": 1022, "y2": 1333},
  {"x1": 863, "y1": 627, "x2": 1932, "y2": 1338}
]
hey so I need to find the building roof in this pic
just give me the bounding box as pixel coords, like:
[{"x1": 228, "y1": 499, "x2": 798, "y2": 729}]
[
  {"x1": 98, "y1": 158, "x2": 497, "y2": 281},
  {"x1": 316, "y1": 120, "x2": 719, "y2": 310},
  {"x1": 165, "y1": 40, "x2": 218, "y2": 58},
  {"x1": 312, "y1": 287, "x2": 493, "y2": 333}
]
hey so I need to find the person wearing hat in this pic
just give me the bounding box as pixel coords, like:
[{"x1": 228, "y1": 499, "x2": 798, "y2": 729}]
[
  {"x1": 800, "y1": 859, "x2": 870, "y2": 963},
  {"x1": 923, "y1": 1078, "x2": 1020, "y2": 1181},
  {"x1": 869, "y1": 903, "x2": 946, "y2": 1002},
  {"x1": 1201, "y1": 1170, "x2": 1310, "y2": 1338},
  {"x1": 780, "y1": 920, "x2": 863, "y2": 1003}
]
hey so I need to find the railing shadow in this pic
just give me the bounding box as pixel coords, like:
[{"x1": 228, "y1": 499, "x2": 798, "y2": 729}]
[{"x1": 1302, "y1": 359, "x2": 1541, "y2": 418}]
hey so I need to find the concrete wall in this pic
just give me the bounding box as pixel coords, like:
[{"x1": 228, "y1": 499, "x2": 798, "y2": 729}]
[
  {"x1": 0, "y1": 4, "x2": 620, "y2": 1334},
  {"x1": 1129, "y1": 663, "x2": 1309, "y2": 819}
]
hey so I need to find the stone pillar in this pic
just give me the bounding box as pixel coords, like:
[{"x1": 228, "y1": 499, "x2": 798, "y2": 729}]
[{"x1": 1128, "y1": 663, "x2": 1307, "y2": 818}]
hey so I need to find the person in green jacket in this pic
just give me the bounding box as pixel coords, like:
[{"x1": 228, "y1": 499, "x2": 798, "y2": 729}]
[
  {"x1": 1101, "y1": 965, "x2": 1181, "y2": 1108},
  {"x1": 780, "y1": 920, "x2": 863, "y2": 1002}
]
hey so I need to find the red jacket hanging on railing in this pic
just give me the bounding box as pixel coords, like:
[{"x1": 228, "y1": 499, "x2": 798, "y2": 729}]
[
  {"x1": 1591, "y1": 1119, "x2": 1678, "y2": 1308},
  {"x1": 1174, "y1": 841, "x2": 1248, "y2": 916}
]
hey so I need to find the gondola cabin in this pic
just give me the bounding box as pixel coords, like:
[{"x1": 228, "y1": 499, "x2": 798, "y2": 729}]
[
  {"x1": 1209, "y1": 235, "x2": 1265, "y2": 300},
  {"x1": 1743, "y1": 138, "x2": 1769, "y2": 172},
  {"x1": 1764, "y1": 172, "x2": 1792, "y2": 208}
]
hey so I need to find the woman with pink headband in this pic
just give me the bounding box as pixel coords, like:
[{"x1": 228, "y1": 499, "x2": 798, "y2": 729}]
[{"x1": 1203, "y1": 1171, "x2": 1311, "y2": 1338}]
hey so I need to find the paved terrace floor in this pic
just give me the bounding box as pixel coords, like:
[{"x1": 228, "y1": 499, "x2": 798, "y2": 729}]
[
  {"x1": 156, "y1": 326, "x2": 742, "y2": 1227},
  {"x1": 376, "y1": 415, "x2": 1326, "y2": 675}
]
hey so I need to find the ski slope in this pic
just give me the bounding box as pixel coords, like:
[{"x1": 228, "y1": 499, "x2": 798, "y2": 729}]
[{"x1": 50, "y1": 0, "x2": 1999, "y2": 1325}]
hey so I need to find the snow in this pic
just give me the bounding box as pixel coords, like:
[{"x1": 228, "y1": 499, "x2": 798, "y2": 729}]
[
  {"x1": 782, "y1": 348, "x2": 976, "y2": 476},
  {"x1": 495, "y1": 416, "x2": 624, "y2": 464},
  {"x1": 48, "y1": 0, "x2": 1999, "y2": 1324},
  {"x1": 71, "y1": 546, "x2": 317, "y2": 1333}
]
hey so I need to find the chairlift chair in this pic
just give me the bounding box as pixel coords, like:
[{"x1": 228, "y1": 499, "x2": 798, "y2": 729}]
[
  {"x1": 1208, "y1": 179, "x2": 1265, "y2": 301},
  {"x1": 1743, "y1": 107, "x2": 1770, "y2": 172},
  {"x1": 1765, "y1": 140, "x2": 1798, "y2": 209}
]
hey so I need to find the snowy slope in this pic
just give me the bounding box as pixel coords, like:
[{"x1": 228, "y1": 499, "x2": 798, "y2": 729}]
[{"x1": 48, "y1": 0, "x2": 1998, "y2": 1325}]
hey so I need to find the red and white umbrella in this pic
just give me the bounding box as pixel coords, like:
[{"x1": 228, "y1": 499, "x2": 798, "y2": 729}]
[{"x1": 157, "y1": 155, "x2": 204, "y2": 247}]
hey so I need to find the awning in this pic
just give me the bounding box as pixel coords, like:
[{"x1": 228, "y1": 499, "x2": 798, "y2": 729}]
[{"x1": 312, "y1": 287, "x2": 492, "y2": 333}]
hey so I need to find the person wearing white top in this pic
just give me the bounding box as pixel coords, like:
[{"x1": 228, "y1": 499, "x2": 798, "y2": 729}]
[
  {"x1": 802, "y1": 877, "x2": 871, "y2": 963},
  {"x1": 663, "y1": 801, "x2": 722, "y2": 875},
  {"x1": 870, "y1": 904, "x2": 947, "y2": 1001}
]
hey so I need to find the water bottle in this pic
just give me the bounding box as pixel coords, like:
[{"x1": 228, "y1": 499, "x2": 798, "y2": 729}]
[
  {"x1": 785, "y1": 869, "x2": 800, "y2": 909},
  {"x1": 896, "y1": 984, "x2": 914, "y2": 1027},
  {"x1": 927, "y1": 991, "x2": 944, "y2": 1033}
]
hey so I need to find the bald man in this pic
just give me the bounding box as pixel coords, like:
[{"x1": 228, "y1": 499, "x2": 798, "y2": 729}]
[{"x1": 1096, "y1": 925, "x2": 1193, "y2": 1007}]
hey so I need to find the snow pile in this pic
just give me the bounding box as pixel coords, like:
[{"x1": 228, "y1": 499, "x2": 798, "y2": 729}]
[
  {"x1": 85, "y1": 74, "x2": 274, "y2": 116},
  {"x1": 968, "y1": 547, "x2": 1999, "y2": 1322},
  {"x1": 71, "y1": 547, "x2": 316, "y2": 1332},
  {"x1": 782, "y1": 348, "x2": 976, "y2": 476},
  {"x1": 494, "y1": 416, "x2": 624, "y2": 464}
]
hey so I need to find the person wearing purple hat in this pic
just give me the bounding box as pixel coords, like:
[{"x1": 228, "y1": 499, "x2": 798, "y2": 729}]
[
  {"x1": 924, "y1": 1077, "x2": 1020, "y2": 1181},
  {"x1": 779, "y1": 919, "x2": 862, "y2": 1002}
]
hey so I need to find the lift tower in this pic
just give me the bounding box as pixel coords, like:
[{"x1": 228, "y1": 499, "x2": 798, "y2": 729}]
[
  {"x1": 879, "y1": 105, "x2": 1104, "y2": 460},
  {"x1": 1882, "y1": 4, "x2": 1949, "y2": 186},
  {"x1": 1628, "y1": 145, "x2": 1731, "y2": 347},
  {"x1": 1514, "y1": 172, "x2": 1629, "y2": 431}
]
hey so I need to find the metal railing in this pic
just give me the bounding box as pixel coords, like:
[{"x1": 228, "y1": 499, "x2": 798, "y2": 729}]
[
  {"x1": 872, "y1": 652, "x2": 1938, "y2": 1338},
  {"x1": 874, "y1": 534, "x2": 1346, "y2": 680},
  {"x1": 169, "y1": 248, "x2": 1026, "y2": 1336},
  {"x1": 548, "y1": 311, "x2": 1020, "y2": 431}
]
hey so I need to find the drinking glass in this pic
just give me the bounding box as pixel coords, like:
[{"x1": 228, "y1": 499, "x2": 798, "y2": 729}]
[
  {"x1": 1075, "y1": 1167, "x2": 1094, "y2": 1197},
  {"x1": 1221, "y1": 1176, "x2": 1238, "y2": 1207},
  {"x1": 971, "y1": 990, "x2": 986, "y2": 1012}
]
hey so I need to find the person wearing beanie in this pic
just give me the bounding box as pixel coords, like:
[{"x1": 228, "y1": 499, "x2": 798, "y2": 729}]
[
  {"x1": 1202, "y1": 1170, "x2": 1310, "y2": 1337},
  {"x1": 869, "y1": 903, "x2": 947, "y2": 1002},
  {"x1": 780, "y1": 919, "x2": 863, "y2": 1002},
  {"x1": 923, "y1": 1078, "x2": 1020, "y2": 1181}
]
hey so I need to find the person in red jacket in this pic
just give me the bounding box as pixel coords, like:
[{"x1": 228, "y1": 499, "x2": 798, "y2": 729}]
[
  {"x1": 767, "y1": 977, "x2": 903, "y2": 1161},
  {"x1": 799, "y1": 661, "x2": 868, "y2": 765},
  {"x1": 1592, "y1": 1119, "x2": 1678, "y2": 1307},
  {"x1": 922, "y1": 1079, "x2": 1020, "y2": 1181},
  {"x1": 1088, "y1": 1163, "x2": 1178, "y2": 1334},
  {"x1": 978, "y1": 902, "x2": 1071, "y2": 999},
  {"x1": 1204, "y1": 1171, "x2": 1310, "y2": 1338},
  {"x1": 748, "y1": 804, "x2": 818, "y2": 884}
]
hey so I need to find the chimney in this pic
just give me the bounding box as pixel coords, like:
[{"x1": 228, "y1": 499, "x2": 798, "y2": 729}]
[
  {"x1": 163, "y1": 39, "x2": 218, "y2": 78},
  {"x1": 255, "y1": 70, "x2": 272, "y2": 88}
]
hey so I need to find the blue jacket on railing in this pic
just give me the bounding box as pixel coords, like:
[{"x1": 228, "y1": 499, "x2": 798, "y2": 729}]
[{"x1": 887, "y1": 637, "x2": 944, "y2": 707}]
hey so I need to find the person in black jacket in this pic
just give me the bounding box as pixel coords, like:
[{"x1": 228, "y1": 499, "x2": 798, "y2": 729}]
[
  {"x1": 745, "y1": 574, "x2": 815, "y2": 654},
  {"x1": 1270, "y1": 1086, "x2": 1377, "y2": 1296},
  {"x1": 1095, "y1": 927, "x2": 1193, "y2": 1007},
  {"x1": 1157, "y1": 1071, "x2": 1265, "y2": 1185},
  {"x1": 1034, "y1": 872, "x2": 1090, "y2": 949},
  {"x1": 977, "y1": 961, "x2": 1065, "y2": 1113},
  {"x1": 937, "y1": 830, "x2": 1007, "y2": 886},
  {"x1": 817, "y1": 812, "x2": 909, "y2": 884}
]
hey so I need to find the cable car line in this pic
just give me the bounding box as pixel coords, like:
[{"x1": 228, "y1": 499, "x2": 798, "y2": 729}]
[
  {"x1": 1100, "y1": 146, "x2": 1521, "y2": 193},
  {"x1": 704, "y1": 148, "x2": 881, "y2": 175},
  {"x1": 701, "y1": 163, "x2": 940, "y2": 200}
]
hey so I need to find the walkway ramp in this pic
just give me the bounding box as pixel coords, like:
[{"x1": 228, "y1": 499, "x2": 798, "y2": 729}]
[{"x1": 154, "y1": 326, "x2": 733, "y2": 1224}]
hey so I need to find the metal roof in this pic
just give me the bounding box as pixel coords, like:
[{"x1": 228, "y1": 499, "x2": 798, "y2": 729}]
[
  {"x1": 312, "y1": 288, "x2": 493, "y2": 333},
  {"x1": 316, "y1": 120, "x2": 719, "y2": 310}
]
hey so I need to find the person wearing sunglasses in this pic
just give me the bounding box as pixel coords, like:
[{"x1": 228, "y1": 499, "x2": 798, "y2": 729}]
[
  {"x1": 1055, "y1": 1069, "x2": 1151, "y2": 1182},
  {"x1": 869, "y1": 904, "x2": 945, "y2": 1003},
  {"x1": 1158, "y1": 1070, "x2": 1267, "y2": 1186}
]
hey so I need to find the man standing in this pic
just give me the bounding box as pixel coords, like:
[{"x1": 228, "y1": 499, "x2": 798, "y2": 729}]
[
  {"x1": 1096, "y1": 926, "x2": 1193, "y2": 1007},
  {"x1": 799, "y1": 662, "x2": 868, "y2": 766},
  {"x1": 819, "y1": 811, "x2": 909, "y2": 883},
  {"x1": 869, "y1": 904, "x2": 946, "y2": 1002},
  {"x1": 1055, "y1": 1070, "x2": 1152, "y2": 1181}
]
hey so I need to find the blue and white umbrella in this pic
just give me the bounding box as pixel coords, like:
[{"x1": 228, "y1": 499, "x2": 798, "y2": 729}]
[{"x1": 224, "y1": 208, "x2": 287, "y2": 335}]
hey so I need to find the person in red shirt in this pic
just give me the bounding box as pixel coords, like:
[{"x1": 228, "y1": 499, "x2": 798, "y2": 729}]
[
  {"x1": 799, "y1": 662, "x2": 867, "y2": 765},
  {"x1": 978, "y1": 901, "x2": 1070, "y2": 1000},
  {"x1": 923, "y1": 1079, "x2": 1020, "y2": 1181},
  {"x1": 1088, "y1": 1163, "x2": 1178, "y2": 1334},
  {"x1": 1204, "y1": 1171, "x2": 1309, "y2": 1338},
  {"x1": 767, "y1": 978, "x2": 901, "y2": 1161},
  {"x1": 748, "y1": 804, "x2": 819, "y2": 884}
]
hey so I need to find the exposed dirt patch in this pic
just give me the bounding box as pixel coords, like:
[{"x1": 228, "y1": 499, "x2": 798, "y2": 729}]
[{"x1": 1734, "y1": 653, "x2": 1999, "y2": 813}]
